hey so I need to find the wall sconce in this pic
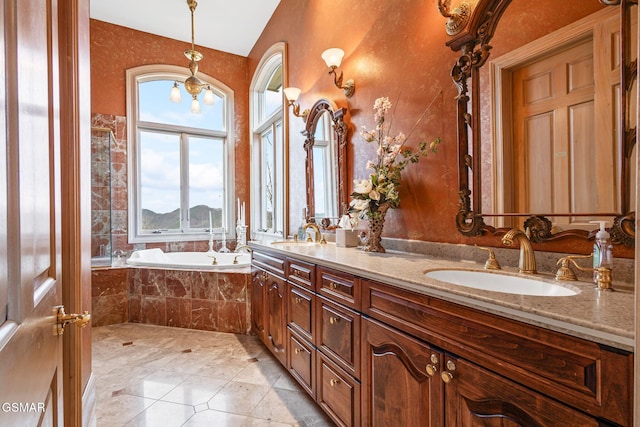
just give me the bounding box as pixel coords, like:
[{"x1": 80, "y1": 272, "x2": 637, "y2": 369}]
[
  {"x1": 437, "y1": 0, "x2": 473, "y2": 36},
  {"x1": 321, "y1": 48, "x2": 355, "y2": 98},
  {"x1": 283, "y1": 87, "x2": 309, "y2": 120}
]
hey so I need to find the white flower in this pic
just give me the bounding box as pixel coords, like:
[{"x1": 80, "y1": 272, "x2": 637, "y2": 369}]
[
  {"x1": 349, "y1": 198, "x2": 370, "y2": 211},
  {"x1": 369, "y1": 189, "x2": 380, "y2": 201},
  {"x1": 366, "y1": 160, "x2": 375, "y2": 170},
  {"x1": 353, "y1": 179, "x2": 373, "y2": 194}
]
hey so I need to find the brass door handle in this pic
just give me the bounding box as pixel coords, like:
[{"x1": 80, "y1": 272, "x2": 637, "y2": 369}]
[
  {"x1": 328, "y1": 281, "x2": 339, "y2": 290},
  {"x1": 441, "y1": 360, "x2": 456, "y2": 383},
  {"x1": 54, "y1": 306, "x2": 91, "y2": 336},
  {"x1": 426, "y1": 353, "x2": 439, "y2": 377},
  {"x1": 294, "y1": 297, "x2": 303, "y2": 304},
  {"x1": 294, "y1": 348, "x2": 303, "y2": 354},
  {"x1": 330, "y1": 378, "x2": 340, "y2": 386},
  {"x1": 329, "y1": 316, "x2": 340, "y2": 325}
]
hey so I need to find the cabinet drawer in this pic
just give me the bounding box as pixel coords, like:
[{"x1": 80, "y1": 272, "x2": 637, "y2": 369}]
[
  {"x1": 317, "y1": 352, "x2": 361, "y2": 427},
  {"x1": 286, "y1": 258, "x2": 315, "y2": 289},
  {"x1": 316, "y1": 296, "x2": 360, "y2": 378},
  {"x1": 362, "y1": 279, "x2": 633, "y2": 426},
  {"x1": 287, "y1": 283, "x2": 313, "y2": 340},
  {"x1": 317, "y1": 267, "x2": 360, "y2": 310},
  {"x1": 252, "y1": 250, "x2": 285, "y2": 277},
  {"x1": 287, "y1": 328, "x2": 315, "y2": 398}
]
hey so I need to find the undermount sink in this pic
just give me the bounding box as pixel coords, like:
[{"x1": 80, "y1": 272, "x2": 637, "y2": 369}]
[{"x1": 425, "y1": 269, "x2": 579, "y2": 297}]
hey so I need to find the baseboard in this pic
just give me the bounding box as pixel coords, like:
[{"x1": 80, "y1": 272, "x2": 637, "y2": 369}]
[{"x1": 82, "y1": 373, "x2": 97, "y2": 427}]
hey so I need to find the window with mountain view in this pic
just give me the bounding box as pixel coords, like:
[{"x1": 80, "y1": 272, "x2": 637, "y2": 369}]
[
  {"x1": 126, "y1": 65, "x2": 235, "y2": 242},
  {"x1": 251, "y1": 43, "x2": 285, "y2": 239}
]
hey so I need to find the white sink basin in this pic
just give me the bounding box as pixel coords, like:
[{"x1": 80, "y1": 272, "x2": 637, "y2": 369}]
[{"x1": 425, "y1": 269, "x2": 579, "y2": 297}]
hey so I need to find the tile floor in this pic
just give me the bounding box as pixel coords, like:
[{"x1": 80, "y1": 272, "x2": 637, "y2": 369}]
[{"x1": 93, "y1": 323, "x2": 334, "y2": 426}]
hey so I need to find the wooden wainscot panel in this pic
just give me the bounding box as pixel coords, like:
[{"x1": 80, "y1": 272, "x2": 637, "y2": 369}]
[{"x1": 362, "y1": 279, "x2": 632, "y2": 426}]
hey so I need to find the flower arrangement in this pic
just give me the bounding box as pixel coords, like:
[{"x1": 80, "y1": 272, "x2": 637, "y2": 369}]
[{"x1": 349, "y1": 96, "x2": 441, "y2": 221}]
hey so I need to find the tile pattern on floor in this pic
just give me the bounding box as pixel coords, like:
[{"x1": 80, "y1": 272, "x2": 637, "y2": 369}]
[{"x1": 93, "y1": 323, "x2": 335, "y2": 426}]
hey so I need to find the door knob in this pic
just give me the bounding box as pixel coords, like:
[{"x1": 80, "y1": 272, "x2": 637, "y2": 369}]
[{"x1": 54, "y1": 306, "x2": 91, "y2": 336}]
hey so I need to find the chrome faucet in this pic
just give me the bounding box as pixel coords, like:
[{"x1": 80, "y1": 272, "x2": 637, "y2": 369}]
[
  {"x1": 304, "y1": 222, "x2": 326, "y2": 244},
  {"x1": 501, "y1": 229, "x2": 537, "y2": 274}
]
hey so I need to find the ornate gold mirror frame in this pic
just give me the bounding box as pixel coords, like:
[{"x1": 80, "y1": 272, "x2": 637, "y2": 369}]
[
  {"x1": 446, "y1": 0, "x2": 637, "y2": 247},
  {"x1": 302, "y1": 99, "x2": 349, "y2": 221}
]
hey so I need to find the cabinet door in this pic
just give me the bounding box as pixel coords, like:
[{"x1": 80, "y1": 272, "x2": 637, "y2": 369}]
[
  {"x1": 251, "y1": 267, "x2": 267, "y2": 344},
  {"x1": 265, "y1": 271, "x2": 288, "y2": 365},
  {"x1": 444, "y1": 355, "x2": 600, "y2": 427},
  {"x1": 362, "y1": 318, "x2": 444, "y2": 427}
]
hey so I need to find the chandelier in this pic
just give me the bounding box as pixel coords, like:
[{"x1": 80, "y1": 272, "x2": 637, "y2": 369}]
[{"x1": 169, "y1": 0, "x2": 215, "y2": 113}]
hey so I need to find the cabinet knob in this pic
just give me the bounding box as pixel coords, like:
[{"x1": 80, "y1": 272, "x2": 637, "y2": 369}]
[
  {"x1": 330, "y1": 378, "x2": 340, "y2": 386},
  {"x1": 329, "y1": 316, "x2": 340, "y2": 325},
  {"x1": 329, "y1": 281, "x2": 339, "y2": 290},
  {"x1": 426, "y1": 364, "x2": 438, "y2": 377},
  {"x1": 426, "y1": 353, "x2": 440, "y2": 376},
  {"x1": 441, "y1": 371, "x2": 454, "y2": 383},
  {"x1": 294, "y1": 348, "x2": 302, "y2": 354},
  {"x1": 294, "y1": 297, "x2": 303, "y2": 304},
  {"x1": 441, "y1": 360, "x2": 456, "y2": 383}
]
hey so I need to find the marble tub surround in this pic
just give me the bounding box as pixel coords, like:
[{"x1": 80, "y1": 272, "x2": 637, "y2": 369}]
[
  {"x1": 93, "y1": 323, "x2": 333, "y2": 426},
  {"x1": 91, "y1": 266, "x2": 252, "y2": 334},
  {"x1": 128, "y1": 267, "x2": 251, "y2": 334},
  {"x1": 250, "y1": 240, "x2": 634, "y2": 351}
]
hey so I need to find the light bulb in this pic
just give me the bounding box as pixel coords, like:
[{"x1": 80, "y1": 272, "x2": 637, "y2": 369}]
[
  {"x1": 191, "y1": 98, "x2": 201, "y2": 113},
  {"x1": 203, "y1": 87, "x2": 215, "y2": 105},
  {"x1": 169, "y1": 82, "x2": 182, "y2": 103}
]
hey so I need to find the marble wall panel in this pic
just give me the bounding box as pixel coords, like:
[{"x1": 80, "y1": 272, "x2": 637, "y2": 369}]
[{"x1": 192, "y1": 299, "x2": 218, "y2": 331}]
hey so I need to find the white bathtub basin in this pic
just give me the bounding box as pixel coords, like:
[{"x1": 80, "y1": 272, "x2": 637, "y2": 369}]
[{"x1": 425, "y1": 269, "x2": 579, "y2": 297}]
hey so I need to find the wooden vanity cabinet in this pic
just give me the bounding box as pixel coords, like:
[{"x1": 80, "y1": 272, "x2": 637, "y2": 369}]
[
  {"x1": 362, "y1": 278, "x2": 633, "y2": 427},
  {"x1": 251, "y1": 250, "x2": 633, "y2": 426},
  {"x1": 251, "y1": 251, "x2": 287, "y2": 365},
  {"x1": 362, "y1": 317, "x2": 444, "y2": 426}
]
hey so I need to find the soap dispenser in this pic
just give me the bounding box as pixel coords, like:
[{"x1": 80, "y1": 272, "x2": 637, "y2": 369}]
[
  {"x1": 589, "y1": 221, "x2": 613, "y2": 283},
  {"x1": 297, "y1": 208, "x2": 307, "y2": 241}
]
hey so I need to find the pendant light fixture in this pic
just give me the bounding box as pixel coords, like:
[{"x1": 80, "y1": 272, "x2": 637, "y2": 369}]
[{"x1": 169, "y1": 0, "x2": 215, "y2": 113}]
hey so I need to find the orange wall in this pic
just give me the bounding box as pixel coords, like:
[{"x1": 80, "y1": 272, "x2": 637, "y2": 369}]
[
  {"x1": 89, "y1": 1, "x2": 632, "y2": 258},
  {"x1": 90, "y1": 19, "x2": 251, "y2": 243},
  {"x1": 248, "y1": 0, "x2": 632, "y2": 258}
]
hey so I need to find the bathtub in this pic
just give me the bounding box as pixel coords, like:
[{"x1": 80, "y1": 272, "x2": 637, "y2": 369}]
[{"x1": 127, "y1": 248, "x2": 251, "y2": 270}]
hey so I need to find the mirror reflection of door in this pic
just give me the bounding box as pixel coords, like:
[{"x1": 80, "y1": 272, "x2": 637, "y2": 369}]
[
  {"x1": 494, "y1": 8, "x2": 625, "y2": 230},
  {"x1": 312, "y1": 112, "x2": 338, "y2": 220}
]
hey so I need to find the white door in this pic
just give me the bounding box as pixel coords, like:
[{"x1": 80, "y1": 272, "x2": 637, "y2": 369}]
[{"x1": 0, "y1": 1, "x2": 87, "y2": 425}]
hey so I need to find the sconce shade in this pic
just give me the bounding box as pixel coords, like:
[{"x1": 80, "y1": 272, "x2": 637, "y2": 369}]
[
  {"x1": 203, "y1": 87, "x2": 215, "y2": 105},
  {"x1": 283, "y1": 87, "x2": 301, "y2": 102},
  {"x1": 191, "y1": 98, "x2": 201, "y2": 114},
  {"x1": 321, "y1": 48, "x2": 345, "y2": 68},
  {"x1": 170, "y1": 82, "x2": 182, "y2": 103}
]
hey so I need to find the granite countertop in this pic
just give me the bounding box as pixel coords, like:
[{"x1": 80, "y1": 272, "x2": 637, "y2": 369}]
[{"x1": 249, "y1": 240, "x2": 635, "y2": 352}]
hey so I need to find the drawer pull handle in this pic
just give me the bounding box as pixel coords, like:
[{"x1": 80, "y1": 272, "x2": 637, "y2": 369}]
[
  {"x1": 292, "y1": 269, "x2": 302, "y2": 277},
  {"x1": 329, "y1": 317, "x2": 340, "y2": 325},
  {"x1": 294, "y1": 348, "x2": 303, "y2": 354},
  {"x1": 330, "y1": 378, "x2": 340, "y2": 386},
  {"x1": 329, "y1": 281, "x2": 339, "y2": 290},
  {"x1": 294, "y1": 297, "x2": 303, "y2": 304}
]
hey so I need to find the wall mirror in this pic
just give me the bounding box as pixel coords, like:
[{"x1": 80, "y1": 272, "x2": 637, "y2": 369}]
[
  {"x1": 302, "y1": 99, "x2": 348, "y2": 225},
  {"x1": 447, "y1": 0, "x2": 637, "y2": 247}
]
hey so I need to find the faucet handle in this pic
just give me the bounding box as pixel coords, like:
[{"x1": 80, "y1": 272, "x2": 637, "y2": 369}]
[
  {"x1": 555, "y1": 254, "x2": 592, "y2": 281},
  {"x1": 476, "y1": 246, "x2": 501, "y2": 270}
]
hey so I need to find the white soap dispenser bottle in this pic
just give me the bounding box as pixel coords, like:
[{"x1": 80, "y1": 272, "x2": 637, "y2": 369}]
[{"x1": 589, "y1": 221, "x2": 613, "y2": 283}]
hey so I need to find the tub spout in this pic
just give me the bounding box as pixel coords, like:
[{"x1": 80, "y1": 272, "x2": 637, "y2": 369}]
[{"x1": 501, "y1": 229, "x2": 537, "y2": 274}]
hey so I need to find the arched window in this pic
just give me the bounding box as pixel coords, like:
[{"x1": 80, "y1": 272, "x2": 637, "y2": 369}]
[
  {"x1": 250, "y1": 43, "x2": 287, "y2": 238},
  {"x1": 126, "y1": 65, "x2": 235, "y2": 243}
]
